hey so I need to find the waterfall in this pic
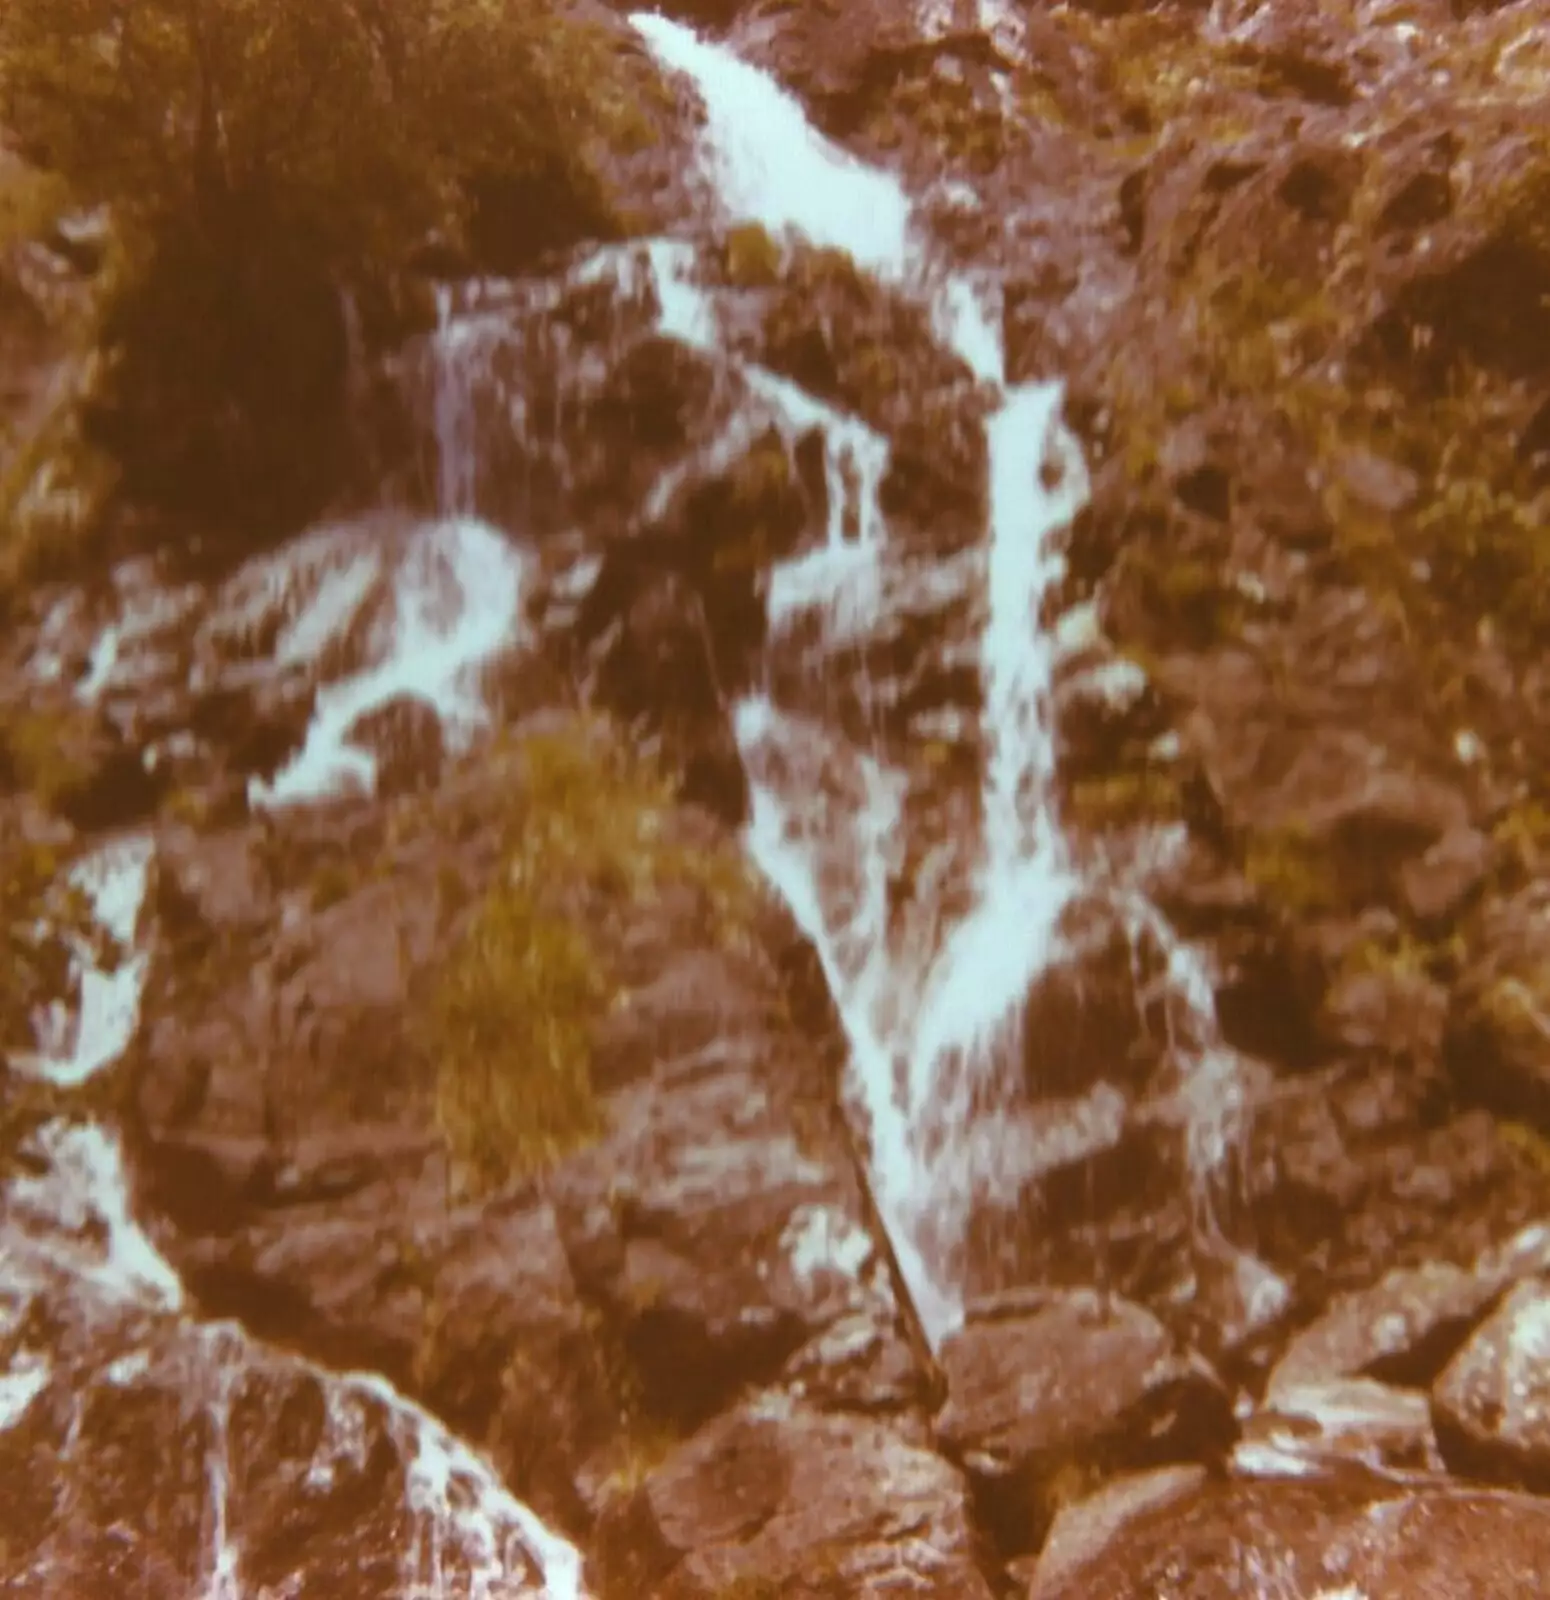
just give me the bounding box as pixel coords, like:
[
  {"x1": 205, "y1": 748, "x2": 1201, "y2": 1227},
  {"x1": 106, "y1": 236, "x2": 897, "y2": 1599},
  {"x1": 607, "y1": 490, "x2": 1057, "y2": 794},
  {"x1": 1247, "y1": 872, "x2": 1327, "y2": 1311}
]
[{"x1": 628, "y1": 12, "x2": 1251, "y2": 1348}]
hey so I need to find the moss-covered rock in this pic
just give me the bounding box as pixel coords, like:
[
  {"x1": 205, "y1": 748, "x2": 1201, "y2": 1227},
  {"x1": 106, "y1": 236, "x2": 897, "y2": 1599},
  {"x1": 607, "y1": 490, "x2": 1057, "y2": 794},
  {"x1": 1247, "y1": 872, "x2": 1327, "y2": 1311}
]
[{"x1": 1447, "y1": 883, "x2": 1550, "y2": 1130}]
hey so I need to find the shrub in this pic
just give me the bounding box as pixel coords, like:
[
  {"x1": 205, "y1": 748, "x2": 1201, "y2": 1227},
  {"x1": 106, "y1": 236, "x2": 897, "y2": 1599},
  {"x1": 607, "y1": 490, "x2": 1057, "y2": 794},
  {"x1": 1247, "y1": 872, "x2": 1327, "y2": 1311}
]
[
  {"x1": 421, "y1": 716, "x2": 758, "y2": 1198},
  {"x1": 426, "y1": 865, "x2": 607, "y2": 1200}
]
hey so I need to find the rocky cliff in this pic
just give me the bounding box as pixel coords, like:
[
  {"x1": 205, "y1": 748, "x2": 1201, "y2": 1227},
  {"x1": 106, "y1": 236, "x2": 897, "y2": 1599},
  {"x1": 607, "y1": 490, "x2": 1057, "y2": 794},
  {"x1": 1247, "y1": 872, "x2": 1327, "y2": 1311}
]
[{"x1": 4, "y1": 1, "x2": 1550, "y2": 1597}]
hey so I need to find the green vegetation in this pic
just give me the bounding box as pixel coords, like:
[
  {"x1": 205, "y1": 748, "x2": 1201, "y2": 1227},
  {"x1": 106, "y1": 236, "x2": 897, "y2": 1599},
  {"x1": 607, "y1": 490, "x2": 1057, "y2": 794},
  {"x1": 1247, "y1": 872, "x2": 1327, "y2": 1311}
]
[
  {"x1": 1065, "y1": 768, "x2": 1183, "y2": 832},
  {"x1": 2, "y1": 829, "x2": 71, "y2": 1056},
  {"x1": 1494, "y1": 803, "x2": 1550, "y2": 889},
  {"x1": 883, "y1": 71, "x2": 1006, "y2": 174},
  {"x1": 724, "y1": 222, "x2": 784, "y2": 289},
  {"x1": 1500, "y1": 1119, "x2": 1550, "y2": 1181},
  {"x1": 0, "y1": 0, "x2": 650, "y2": 268},
  {"x1": 0, "y1": 393, "x2": 119, "y2": 599},
  {"x1": 418, "y1": 716, "x2": 758, "y2": 1199},
  {"x1": 0, "y1": 0, "x2": 657, "y2": 539}
]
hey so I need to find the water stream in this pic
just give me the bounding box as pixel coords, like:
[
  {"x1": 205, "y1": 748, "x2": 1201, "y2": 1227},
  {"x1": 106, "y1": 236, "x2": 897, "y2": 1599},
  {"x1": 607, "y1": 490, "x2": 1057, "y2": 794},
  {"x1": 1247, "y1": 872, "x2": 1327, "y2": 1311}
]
[
  {"x1": 629, "y1": 11, "x2": 1246, "y2": 1347},
  {"x1": 2, "y1": 9, "x2": 1271, "y2": 1592}
]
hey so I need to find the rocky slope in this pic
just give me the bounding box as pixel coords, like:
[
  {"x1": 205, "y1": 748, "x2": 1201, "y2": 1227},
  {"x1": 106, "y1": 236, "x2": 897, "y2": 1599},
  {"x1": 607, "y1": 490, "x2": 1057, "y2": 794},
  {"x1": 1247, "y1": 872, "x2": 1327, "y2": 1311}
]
[{"x1": 4, "y1": 0, "x2": 1550, "y2": 1597}]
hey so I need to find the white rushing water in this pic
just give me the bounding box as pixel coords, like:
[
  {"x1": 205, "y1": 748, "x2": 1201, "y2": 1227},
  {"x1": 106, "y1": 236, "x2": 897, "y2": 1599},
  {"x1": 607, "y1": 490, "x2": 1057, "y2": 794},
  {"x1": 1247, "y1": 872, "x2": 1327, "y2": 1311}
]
[
  {"x1": 631, "y1": 12, "x2": 1251, "y2": 1346},
  {"x1": 2, "y1": 842, "x2": 588, "y2": 1597},
  {"x1": 247, "y1": 516, "x2": 529, "y2": 810},
  {"x1": 632, "y1": 11, "x2": 1088, "y2": 1341}
]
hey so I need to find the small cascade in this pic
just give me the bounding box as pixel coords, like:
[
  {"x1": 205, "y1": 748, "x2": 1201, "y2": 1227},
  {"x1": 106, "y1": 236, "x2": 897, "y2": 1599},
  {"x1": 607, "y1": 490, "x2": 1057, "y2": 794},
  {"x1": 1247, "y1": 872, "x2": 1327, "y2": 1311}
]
[
  {"x1": 2, "y1": 838, "x2": 589, "y2": 1598},
  {"x1": 433, "y1": 287, "x2": 483, "y2": 519},
  {"x1": 15, "y1": 833, "x2": 155, "y2": 1088},
  {"x1": 247, "y1": 517, "x2": 530, "y2": 810}
]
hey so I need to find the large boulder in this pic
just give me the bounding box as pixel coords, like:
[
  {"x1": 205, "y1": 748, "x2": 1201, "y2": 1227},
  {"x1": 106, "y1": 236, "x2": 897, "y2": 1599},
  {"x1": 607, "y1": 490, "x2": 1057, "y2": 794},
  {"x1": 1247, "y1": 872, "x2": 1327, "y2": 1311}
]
[
  {"x1": 591, "y1": 1395, "x2": 995, "y2": 1599},
  {"x1": 1028, "y1": 1476, "x2": 1550, "y2": 1600}
]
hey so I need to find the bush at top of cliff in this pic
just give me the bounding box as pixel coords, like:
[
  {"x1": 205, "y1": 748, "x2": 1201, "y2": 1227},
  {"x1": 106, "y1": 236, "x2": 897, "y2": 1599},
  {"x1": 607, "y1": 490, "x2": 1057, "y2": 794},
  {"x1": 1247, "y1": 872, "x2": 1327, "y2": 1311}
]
[
  {"x1": 0, "y1": 0, "x2": 653, "y2": 536},
  {"x1": 0, "y1": 0, "x2": 648, "y2": 269}
]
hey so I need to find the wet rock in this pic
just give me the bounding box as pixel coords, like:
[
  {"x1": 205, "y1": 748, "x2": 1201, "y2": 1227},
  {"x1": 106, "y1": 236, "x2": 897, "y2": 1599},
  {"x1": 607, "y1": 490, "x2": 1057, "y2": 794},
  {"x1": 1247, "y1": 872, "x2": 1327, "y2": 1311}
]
[
  {"x1": 778, "y1": 1306, "x2": 923, "y2": 1414},
  {"x1": 591, "y1": 1395, "x2": 994, "y2": 1599},
  {"x1": 414, "y1": 1204, "x2": 625, "y2": 1533},
  {"x1": 1399, "y1": 824, "x2": 1492, "y2": 930},
  {"x1": 576, "y1": 424, "x2": 814, "y2": 792},
  {"x1": 223, "y1": 1356, "x2": 408, "y2": 1596},
  {"x1": 934, "y1": 1290, "x2": 1234, "y2": 1555},
  {"x1": 1020, "y1": 907, "x2": 1154, "y2": 1100},
  {"x1": 1268, "y1": 1259, "x2": 1501, "y2": 1400},
  {"x1": 1445, "y1": 882, "x2": 1550, "y2": 1125},
  {"x1": 1052, "y1": 602, "x2": 1170, "y2": 785},
  {"x1": 549, "y1": 1050, "x2": 901, "y2": 1428},
  {"x1": 1024, "y1": 1464, "x2": 1207, "y2": 1600},
  {"x1": 1314, "y1": 962, "x2": 1448, "y2": 1067},
  {"x1": 340, "y1": 694, "x2": 446, "y2": 798},
  {"x1": 67, "y1": 1366, "x2": 214, "y2": 1589},
  {"x1": 149, "y1": 822, "x2": 270, "y2": 937},
  {"x1": 1156, "y1": 864, "x2": 1327, "y2": 1072},
  {"x1": 956, "y1": 1084, "x2": 1168, "y2": 1304},
  {"x1": 1029, "y1": 1476, "x2": 1550, "y2": 1600},
  {"x1": 1235, "y1": 1377, "x2": 1442, "y2": 1479},
  {"x1": 1433, "y1": 1278, "x2": 1550, "y2": 1492},
  {"x1": 584, "y1": 568, "x2": 725, "y2": 720}
]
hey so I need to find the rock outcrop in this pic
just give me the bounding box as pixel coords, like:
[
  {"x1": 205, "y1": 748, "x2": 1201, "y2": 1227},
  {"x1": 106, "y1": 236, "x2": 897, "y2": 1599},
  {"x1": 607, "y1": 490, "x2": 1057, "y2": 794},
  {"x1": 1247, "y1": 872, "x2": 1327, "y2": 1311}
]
[{"x1": 6, "y1": 0, "x2": 1550, "y2": 1594}]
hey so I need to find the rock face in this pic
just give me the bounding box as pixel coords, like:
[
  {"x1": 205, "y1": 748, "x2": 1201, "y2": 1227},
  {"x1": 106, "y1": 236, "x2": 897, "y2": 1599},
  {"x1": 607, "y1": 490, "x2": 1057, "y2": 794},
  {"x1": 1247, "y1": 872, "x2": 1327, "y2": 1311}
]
[
  {"x1": 1029, "y1": 1477, "x2": 1550, "y2": 1600},
  {"x1": 6, "y1": 0, "x2": 1550, "y2": 1594},
  {"x1": 591, "y1": 1396, "x2": 994, "y2": 1598}
]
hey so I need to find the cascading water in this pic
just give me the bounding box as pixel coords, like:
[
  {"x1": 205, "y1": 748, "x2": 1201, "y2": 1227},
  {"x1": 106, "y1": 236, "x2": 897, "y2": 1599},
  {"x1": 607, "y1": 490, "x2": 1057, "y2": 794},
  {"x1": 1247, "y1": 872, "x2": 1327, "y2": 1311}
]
[
  {"x1": 2, "y1": 838, "x2": 588, "y2": 1599},
  {"x1": 628, "y1": 12, "x2": 1254, "y2": 1347}
]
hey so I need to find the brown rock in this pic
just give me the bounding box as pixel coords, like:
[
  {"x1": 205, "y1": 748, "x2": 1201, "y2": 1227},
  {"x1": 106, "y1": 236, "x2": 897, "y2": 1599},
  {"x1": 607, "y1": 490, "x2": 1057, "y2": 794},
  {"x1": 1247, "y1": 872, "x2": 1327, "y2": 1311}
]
[
  {"x1": 934, "y1": 1289, "x2": 1233, "y2": 1557},
  {"x1": 1235, "y1": 1377, "x2": 1441, "y2": 1479},
  {"x1": 591, "y1": 1397, "x2": 993, "y2": 1599},
  {"x1": 1030, "y1": 1477, "x2": 1550, "y2": 1599},
  {"x1": 1027, "y1": 1465, "x2": 1207, "y2": 1600},
  {"x1": 1433, "y1": 1278, "x2": 1550, "y2": 1492},
  {"x1": 1268, "y1": 1260, "x2": 1501, "y2": 1399},
  {"x1": 1315, "y1": 965, "x2": 1448, "y2": 1066},
  {"x1": 1399, "y1": 825, "x2": 1492, "y2": 930}
]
